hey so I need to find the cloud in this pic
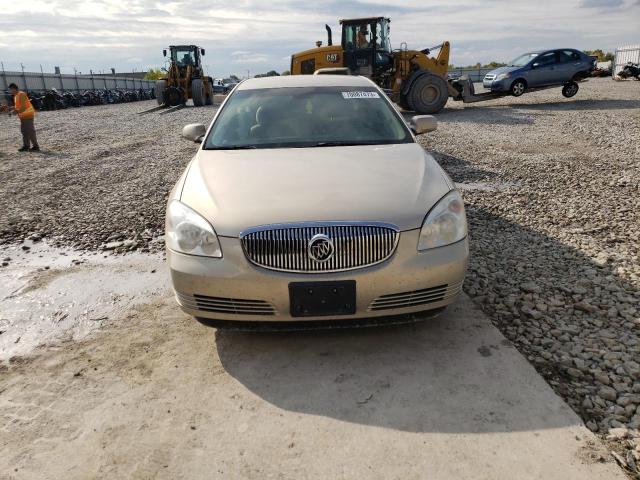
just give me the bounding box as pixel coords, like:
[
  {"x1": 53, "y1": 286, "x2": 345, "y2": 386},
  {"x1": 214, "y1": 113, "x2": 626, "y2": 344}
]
[
  {"x1": 0, "y1": 0, "x2": 639, "y2": 77},
  {"x1": 579, "y1": 0, "x2": 625, "y2": 7}
]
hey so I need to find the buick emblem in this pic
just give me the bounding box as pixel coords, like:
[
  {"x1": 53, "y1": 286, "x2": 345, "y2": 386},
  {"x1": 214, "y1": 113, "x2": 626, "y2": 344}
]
[{"x1": 308, "y1": 234, "x2": 334, "y2": 262}]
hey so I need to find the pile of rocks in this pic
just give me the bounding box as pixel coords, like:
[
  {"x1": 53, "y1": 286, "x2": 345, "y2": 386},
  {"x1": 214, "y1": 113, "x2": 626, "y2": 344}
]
[{"x1": 421, "y1": 78, "x2": 639, "y2": 474}]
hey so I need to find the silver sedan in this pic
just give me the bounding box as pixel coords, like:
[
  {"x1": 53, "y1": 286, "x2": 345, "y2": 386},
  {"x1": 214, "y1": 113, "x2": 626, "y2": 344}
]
[{"x1": 167, "y1": 74, "x2": 468, "y2": 327}]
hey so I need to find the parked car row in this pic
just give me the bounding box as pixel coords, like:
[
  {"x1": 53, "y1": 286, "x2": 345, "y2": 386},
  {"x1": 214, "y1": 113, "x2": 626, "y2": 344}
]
[{"x1": 23, "y1": 88, "x2": 156, "y2": 111}]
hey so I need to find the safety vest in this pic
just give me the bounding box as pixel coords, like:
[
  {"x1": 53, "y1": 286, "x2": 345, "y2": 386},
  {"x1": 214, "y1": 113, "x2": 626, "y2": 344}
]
[{"x1": 14, "y1": 91, "x2": 35, "y2": 120}]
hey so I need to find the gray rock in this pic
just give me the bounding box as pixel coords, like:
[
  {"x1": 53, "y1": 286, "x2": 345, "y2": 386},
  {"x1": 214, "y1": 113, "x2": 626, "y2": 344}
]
[
  {"x1": 595, "y1": 373, "x2": 611, "y2": 385},
  {"x1": 520, "y1": 281, "x2": 541, "y2": 294},
  {"x1": 599, "y1": 386, "x2": 618, "y2": 402}
]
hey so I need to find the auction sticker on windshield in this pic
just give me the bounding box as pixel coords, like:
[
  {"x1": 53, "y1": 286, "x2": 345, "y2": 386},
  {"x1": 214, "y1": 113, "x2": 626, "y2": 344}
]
[{"x1": 341, "y1": 91, "x2": 380, "y2": 99}]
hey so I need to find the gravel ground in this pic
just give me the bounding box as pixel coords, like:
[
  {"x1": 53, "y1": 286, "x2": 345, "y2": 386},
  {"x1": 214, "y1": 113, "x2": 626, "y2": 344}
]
[
  {"x1": 1, "y1": 78, "x2": 639, "y2": 474},
  {"x1": 0, "y1": 101, "x2": 213, "y2": 252}
]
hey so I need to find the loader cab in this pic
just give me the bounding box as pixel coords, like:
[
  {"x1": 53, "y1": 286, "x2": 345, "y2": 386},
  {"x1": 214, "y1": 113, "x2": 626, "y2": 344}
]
[
  {"x1": 168, "y1": 45, "x2": 205, "y2": 75},
  {"x1": 340, "y1": 17, "x2": 392, "y2": 77}
]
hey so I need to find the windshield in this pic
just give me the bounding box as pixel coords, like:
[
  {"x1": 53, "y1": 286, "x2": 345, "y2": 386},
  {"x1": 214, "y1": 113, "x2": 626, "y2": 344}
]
[
  {"x1": 508, "y1": 53, "x2": 538, "y2": 67},
  {"x1": 204, "y1": 86, "x2": 413, "y2": 150},
  {"x1": 173, "y1": 48, "x2": 195, "y2": 67}
]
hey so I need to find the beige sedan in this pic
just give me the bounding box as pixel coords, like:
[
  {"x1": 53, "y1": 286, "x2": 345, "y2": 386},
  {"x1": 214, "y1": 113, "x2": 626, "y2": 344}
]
[{"x1": 167, "y1": 74, "x2": 468, "y2": 328}]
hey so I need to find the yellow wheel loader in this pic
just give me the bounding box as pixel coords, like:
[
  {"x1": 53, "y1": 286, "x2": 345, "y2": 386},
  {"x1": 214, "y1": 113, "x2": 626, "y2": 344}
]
[
  {"x1": 291, "y1": 17, "x2": 454, "y2": 114},
  {"x1": 155, "y1": 45, "x2": 214, "y2": 108}
]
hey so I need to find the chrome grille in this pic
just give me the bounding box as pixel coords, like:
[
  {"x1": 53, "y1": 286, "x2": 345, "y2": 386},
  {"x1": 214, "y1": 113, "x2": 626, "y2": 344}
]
[
  {"x1": 368, "y1": 281, "x2": 463, "y2": 311},
  {"x1": 240, "y1": 222, "x2": 399, "y2": 273},
  {"x1": 176, "y1": 292, "x2": 276, "y2": 315}
]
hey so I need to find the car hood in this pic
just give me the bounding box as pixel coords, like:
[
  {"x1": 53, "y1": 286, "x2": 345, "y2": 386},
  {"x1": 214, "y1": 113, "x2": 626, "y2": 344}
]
[
  {"x1": 180, "y1": 143, "x2": 452, "y2": 237},
  {"x1": 487, "y1": 66, "x2": 522, "y2": 76}
]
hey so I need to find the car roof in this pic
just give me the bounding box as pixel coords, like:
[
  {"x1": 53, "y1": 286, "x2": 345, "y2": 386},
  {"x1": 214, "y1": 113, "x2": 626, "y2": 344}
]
[{"x1": 236, "y1": 75, "x2": 376, "y2": 91}]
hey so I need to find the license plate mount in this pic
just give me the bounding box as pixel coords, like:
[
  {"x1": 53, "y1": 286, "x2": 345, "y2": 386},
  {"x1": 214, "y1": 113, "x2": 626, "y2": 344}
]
[{"x1": 289, "y1": 281, "x2": 356, "y2": 317}]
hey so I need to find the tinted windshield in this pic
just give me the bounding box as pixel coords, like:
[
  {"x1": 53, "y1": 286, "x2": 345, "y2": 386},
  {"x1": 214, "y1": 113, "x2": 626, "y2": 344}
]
[
  {"x1": 173, "y1": 48, "x2": 195, "y2": 67},
  {"x1": 508, "y1": 53, "x2": 538, "y2": 67},
  {"x1": 205, "y1": 86, "x2": 413, "y2": 150}
]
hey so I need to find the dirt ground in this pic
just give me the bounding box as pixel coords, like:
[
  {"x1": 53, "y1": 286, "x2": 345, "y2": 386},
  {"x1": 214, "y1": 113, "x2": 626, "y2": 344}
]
[
  {"x1": 1, "y1": 77, "x2": 638, "y2": 478},
  {"x1": 0, "y1": 284, "x2": 624, "y2": 479}
]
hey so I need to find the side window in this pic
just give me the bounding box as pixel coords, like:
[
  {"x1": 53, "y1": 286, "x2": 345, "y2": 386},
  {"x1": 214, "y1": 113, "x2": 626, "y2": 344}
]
[
  {"x1": 535, "y1": 52, "x2": 557, "y2": 67},
  {"x1": 344, "y1": 25, "x2": 357, "y2": 51},
  {"x1": 301, "y1": 58, "x2": 315, "y2": 75},
  {"x1": 560, "y1": 50, "x2": 580, "y2": 62}
]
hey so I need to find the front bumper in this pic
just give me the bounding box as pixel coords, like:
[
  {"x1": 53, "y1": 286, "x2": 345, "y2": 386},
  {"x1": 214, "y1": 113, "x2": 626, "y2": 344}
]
[
  {"x1": 168, "y1": 229, "x2": 468, "y2": 322},
  {"x1": 483, "y1": 78, "x2": 510, "y2": 91}
]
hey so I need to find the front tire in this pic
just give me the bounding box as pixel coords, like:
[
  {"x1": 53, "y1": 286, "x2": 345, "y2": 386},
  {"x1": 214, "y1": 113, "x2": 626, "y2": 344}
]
[
  {"x1": 407, "y1": 72, "x2": 449, "y2": 114},
  {"x1": 164, "y1": 86, "x2": 183, "y2": 106},
  {"x1": 191, "y1": 79, "x2": 205, "y2": 107},
  {"x1": 155, "y1": 80, "x2": 167, "y2": 105},
  {"x1": 562, "y1": 82, "x2": 579, "y2": 98},
  {"x1": 510, "y1": 79, "x2": 526, "y2": 97}
]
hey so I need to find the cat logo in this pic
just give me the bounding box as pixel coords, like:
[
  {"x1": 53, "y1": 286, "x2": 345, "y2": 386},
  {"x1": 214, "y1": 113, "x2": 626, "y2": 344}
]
[{"x1": 326, "y1": 53, "x2": 340, "y2": 63}]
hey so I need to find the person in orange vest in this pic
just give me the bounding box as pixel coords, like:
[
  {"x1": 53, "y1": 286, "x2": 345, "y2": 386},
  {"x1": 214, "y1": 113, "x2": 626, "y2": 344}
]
[{"x1": 8, "y1": 83, "x2": 40, "y2": 152}]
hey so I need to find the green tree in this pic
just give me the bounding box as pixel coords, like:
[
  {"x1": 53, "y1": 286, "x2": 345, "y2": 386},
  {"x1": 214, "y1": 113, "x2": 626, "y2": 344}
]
[
  {"x1": 144, "y1": 68, "x2": 165, "y2": 80},
  {"x1": 281, "y1": 70, "x2": 291, "y2": 76},
  {"x1": 585, "y1": 49, "x2": 615, "y2": 62},
  {"x1": 254, "y1": 70, "x2": 280, "y2": 78},
  {"x1": 483, "y1": 61, "x2": 506, "y2": 68}
]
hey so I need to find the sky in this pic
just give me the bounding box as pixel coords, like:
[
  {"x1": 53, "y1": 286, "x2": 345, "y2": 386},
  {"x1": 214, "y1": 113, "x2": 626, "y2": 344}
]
[{"x1": 0, "y1": 0, "x2": 638, "y2": 78}]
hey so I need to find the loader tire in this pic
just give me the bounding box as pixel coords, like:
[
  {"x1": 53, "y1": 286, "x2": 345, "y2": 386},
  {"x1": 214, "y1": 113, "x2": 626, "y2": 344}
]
[
  {"x1": 155, "y1": 80, "x2": 167, "y2": 105},
  {"x1": 164, "y1": 86, "x2": 183, "y2": 107},
  {"x1": 192, "y1": 79, "x2": 205, "y2": 107},
  {"x1": 407, "y1": 73, "x2": 449, "y2": 114}
]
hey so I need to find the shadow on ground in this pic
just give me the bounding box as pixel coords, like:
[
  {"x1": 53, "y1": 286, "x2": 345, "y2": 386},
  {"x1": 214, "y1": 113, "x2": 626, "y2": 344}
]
[{"x1": 216, "y1": 152, "x2": 638, "y2": 436}]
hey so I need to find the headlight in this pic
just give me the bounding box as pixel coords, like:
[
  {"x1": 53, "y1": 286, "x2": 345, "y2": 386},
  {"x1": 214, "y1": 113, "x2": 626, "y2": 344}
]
[
  {"x1": 166, "y1": 200, "x2": 222, "y2": 257},
  {"x1": 496, "y1": 72, "x2": 511, "y2": 81},
  {"x1": 418, "y1": 190, "x2": 467, "y2": 250}
]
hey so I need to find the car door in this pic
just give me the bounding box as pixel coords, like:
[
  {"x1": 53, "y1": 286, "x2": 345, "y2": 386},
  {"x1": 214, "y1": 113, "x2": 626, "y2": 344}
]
[
  {"x1": 558, "y1": 50, "x2": 585, "y2": 81},
  {"x1": 527, "y1": 51, "x2": 561, "y2": 87}
]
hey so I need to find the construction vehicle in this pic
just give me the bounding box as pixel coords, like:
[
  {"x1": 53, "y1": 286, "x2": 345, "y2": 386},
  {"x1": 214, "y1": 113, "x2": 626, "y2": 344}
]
[
  {"x1": 141, "y1": 45, "x2": 214, "y2": 114},
  {"x1": 291, "y1": 17, "x2": 453, "y2": 114}
]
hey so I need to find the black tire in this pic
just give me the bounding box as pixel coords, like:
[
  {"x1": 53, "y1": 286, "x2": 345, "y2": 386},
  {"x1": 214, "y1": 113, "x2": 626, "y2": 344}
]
[
  {"x1": 510, "y1": 79, "x2": 526, "y2": 97},
  {"x1": 164, "y1": 86, "x2": 183, "y2": 107},
  {"x1": 191, "y1": 78, "x2": 205, "y2": 107},
  {"x1": 155, "y1": 80, "x2": 167, "y2": 105},
  {"x1": 407, "y1": 72, "x2": 449, "y2": 114},
  {"x1": 562, "y1": 82, "x2": 579, "y2": 98}
]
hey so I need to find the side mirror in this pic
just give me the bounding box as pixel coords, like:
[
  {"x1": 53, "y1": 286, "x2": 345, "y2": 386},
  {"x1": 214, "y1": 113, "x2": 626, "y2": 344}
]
[
  {"x1": 410, "y1": 115, "x2": 437, "y2": 134},
  {"x1": 163, "y1": 49, "x2": 167, "y2": 57},
  {"x1": 531, "y1": 63, "x2": 538, "y2": 69},
  {"x1": 201, "y1": 49, "x2": 205, "y2": 56},
  {"x1": 182, "y1": 123, "x2": 206, "y2": 143}
]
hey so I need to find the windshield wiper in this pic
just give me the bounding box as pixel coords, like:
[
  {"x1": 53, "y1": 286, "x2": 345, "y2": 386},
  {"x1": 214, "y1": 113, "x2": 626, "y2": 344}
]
[
  {"x1": 308, "y1": 141, "x2": 383, "y2": 147},
  {"x1": 207, "y1": 145, "x2": 257, "y2": 150}
]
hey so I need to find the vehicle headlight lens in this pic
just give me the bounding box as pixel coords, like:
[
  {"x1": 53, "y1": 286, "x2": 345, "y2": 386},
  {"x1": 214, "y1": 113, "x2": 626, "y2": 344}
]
[
  {"x1": 418, "y1": 190, "x2": 467, "y2": 250},
  {"x1": 496, "y1": 72, "x2": 511, "y2": 81},
  {"x1": 166, "y1": 200, "x2": 222, "y2": 257}
]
